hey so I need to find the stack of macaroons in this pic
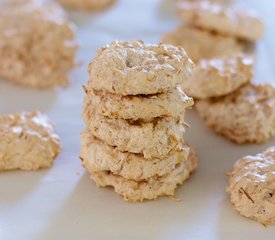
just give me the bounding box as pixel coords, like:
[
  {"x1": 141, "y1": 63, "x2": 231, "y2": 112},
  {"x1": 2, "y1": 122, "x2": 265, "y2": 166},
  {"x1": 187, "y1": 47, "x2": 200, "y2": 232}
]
[
  {"x1": 80, "y1": 40, "x2": 197, "y2": 202},
  {"x1": 162, "y1": 0, "x2": 275, "y2": 144}
]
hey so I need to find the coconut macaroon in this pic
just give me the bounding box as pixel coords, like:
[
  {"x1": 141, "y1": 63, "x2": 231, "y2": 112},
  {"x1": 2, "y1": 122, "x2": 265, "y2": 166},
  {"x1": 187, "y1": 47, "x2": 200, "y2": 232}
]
[
  {"x1": 0, "y1": 0, "x2": 78, "y2": 89},
  {"x1": 162, "y1": 25, "x2": 242, "y2": 63},
  {"x1": 83, "y1": 115, "x2": 186, "y2": 159},
  {"x1": 196, "y1": 83, "x2": 275, "y2": 144},
  {"x1": 82, "y1": 40, "x2": 197, "y2": 201},
  {"x1": 83, "y1": 87, "x2": 193, "y2": 122},
  {"x1": 89, "y1": 147, "x2": 197, "y2": 202},
  {"x1": 88, "y1": 40, "x2": 194, "y2": 95},
  {"x1": 0, "y1": 111, "x2": 60, "y2": 171},
  {"x1": 183, "y1": 53, "x2": 254, "y2": 99},
  {"x1": 177, "y1": 1, "x2": 265, "y2": 41},
  {"x1": 57, "y1": 0, "x2": 116, "y2": 11},
  {"x1": 227, "y1": 147, "x2": 275, "y2": 225},
  {"x1": 80, "y1": 131, "x2": 191, "y2": 181}
]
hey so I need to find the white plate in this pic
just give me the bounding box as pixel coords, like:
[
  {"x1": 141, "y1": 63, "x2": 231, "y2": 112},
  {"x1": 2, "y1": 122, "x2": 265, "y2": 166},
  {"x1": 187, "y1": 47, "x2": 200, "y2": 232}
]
[{"x1": 0, "y1": 0, "x2": 275, "y2": 239}]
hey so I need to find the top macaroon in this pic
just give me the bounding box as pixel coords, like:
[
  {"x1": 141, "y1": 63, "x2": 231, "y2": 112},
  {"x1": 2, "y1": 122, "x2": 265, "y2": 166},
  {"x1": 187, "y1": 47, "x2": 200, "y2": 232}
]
[{"x1": 88, "y1": 40, "x2": 195, "y2": 95}]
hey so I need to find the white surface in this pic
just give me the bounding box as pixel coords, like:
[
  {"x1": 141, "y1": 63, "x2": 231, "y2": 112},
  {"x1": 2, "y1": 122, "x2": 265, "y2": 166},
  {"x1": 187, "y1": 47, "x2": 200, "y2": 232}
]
[{"x1": 0, "y1": 0, "x2": 275, "y2": 239}]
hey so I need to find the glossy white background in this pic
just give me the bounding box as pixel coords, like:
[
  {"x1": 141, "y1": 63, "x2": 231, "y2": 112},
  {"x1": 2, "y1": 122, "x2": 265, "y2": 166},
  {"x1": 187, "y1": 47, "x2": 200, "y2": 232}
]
[{"x1": 0, "y1": 0, "x2": 275, "y2": 239}]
